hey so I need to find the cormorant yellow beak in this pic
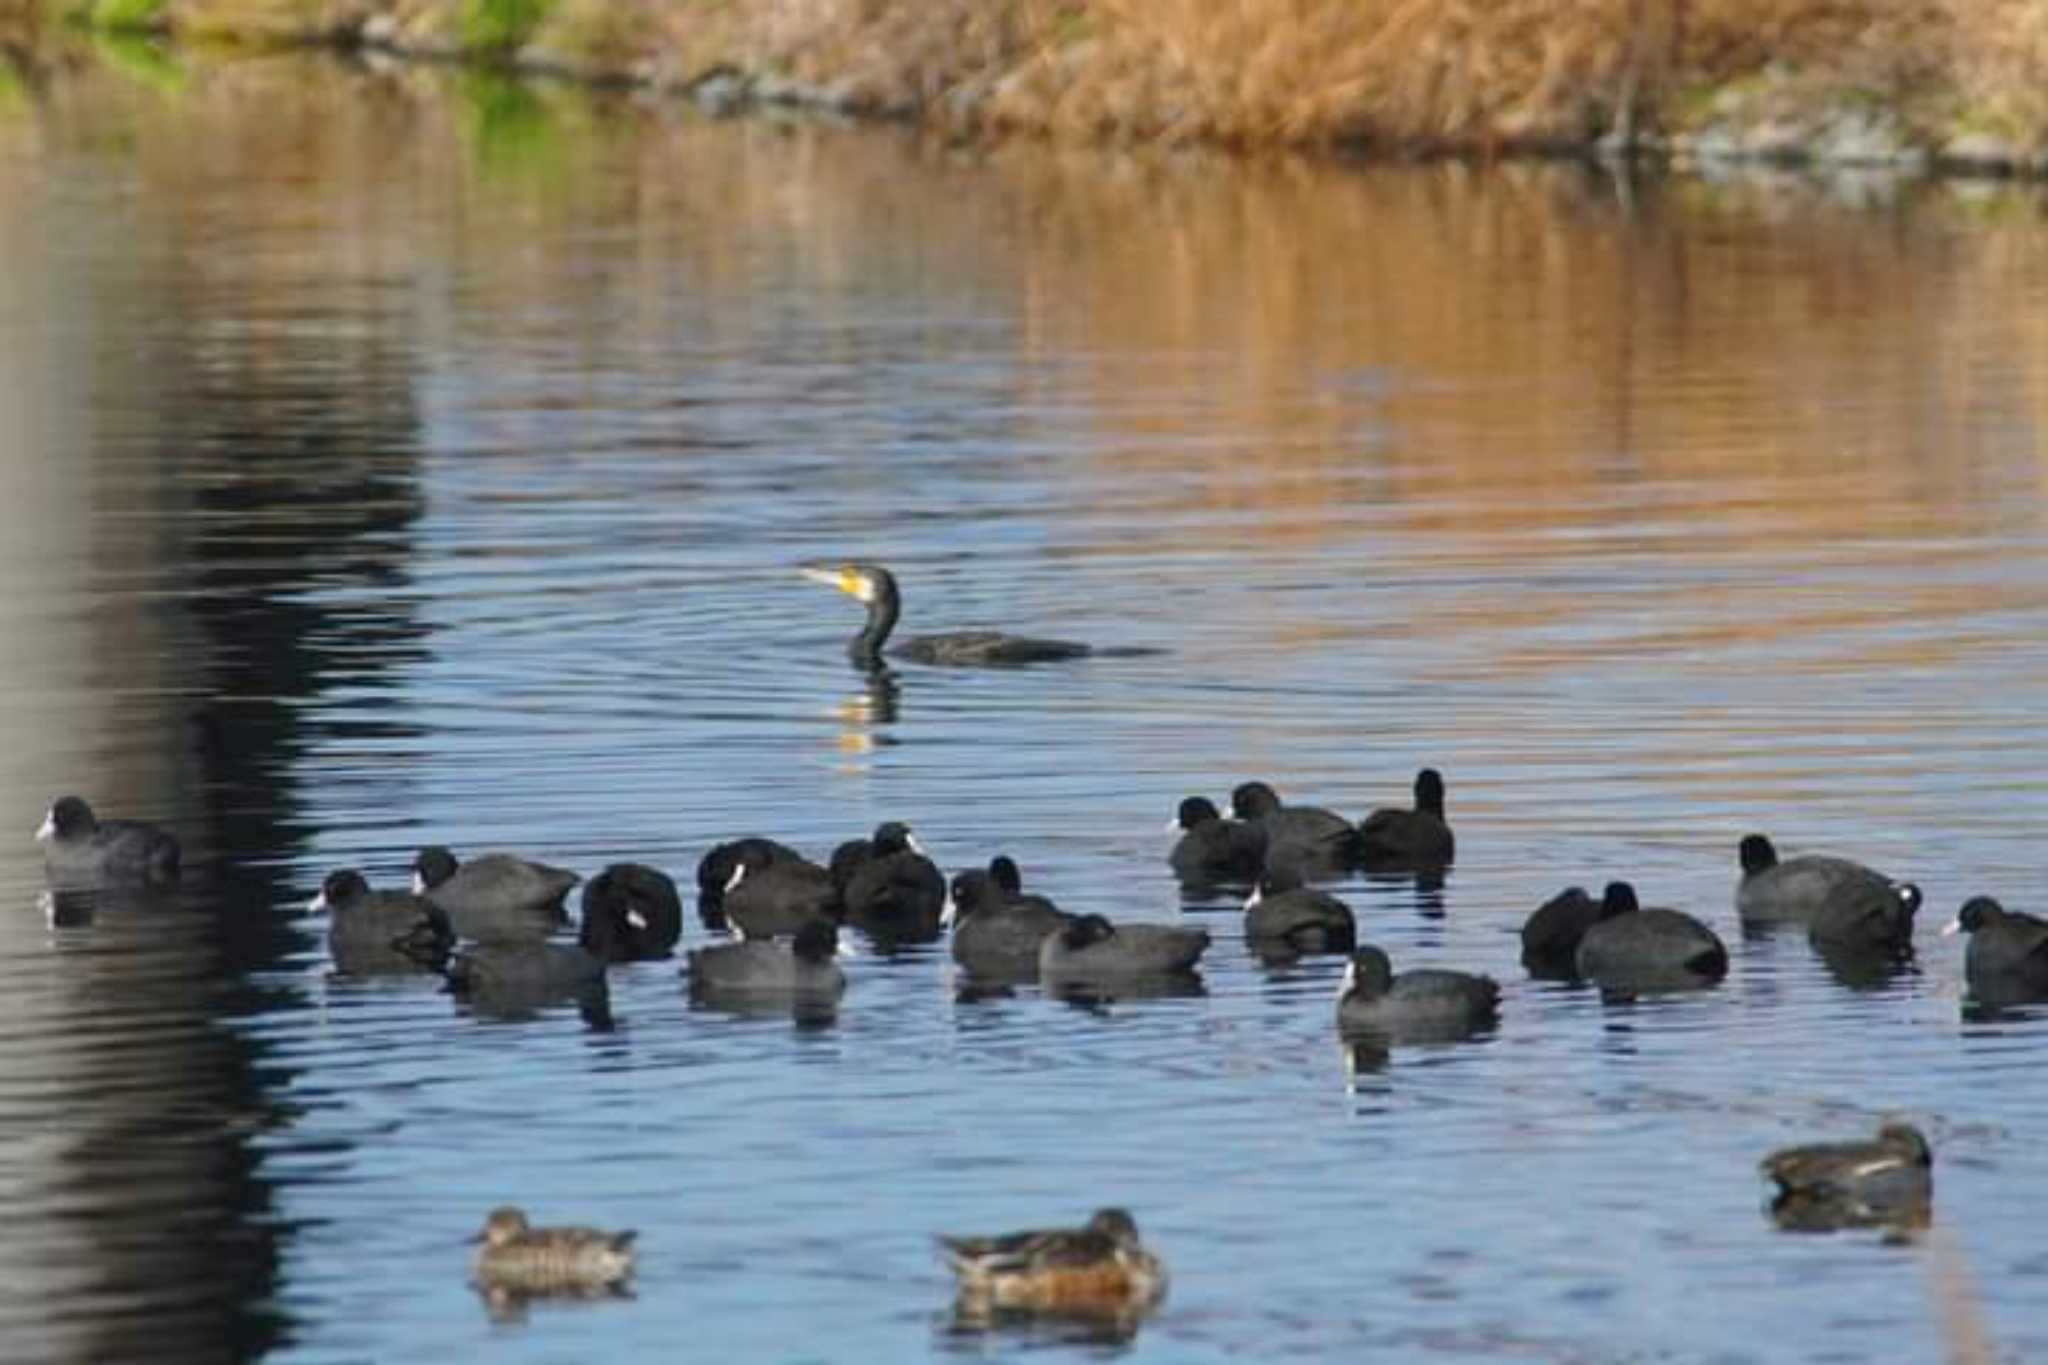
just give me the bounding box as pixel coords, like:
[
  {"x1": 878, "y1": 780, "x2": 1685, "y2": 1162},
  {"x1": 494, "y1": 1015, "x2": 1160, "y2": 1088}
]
[{"x1": 799, "y1": 565, "x2": 873, "y2": 603}]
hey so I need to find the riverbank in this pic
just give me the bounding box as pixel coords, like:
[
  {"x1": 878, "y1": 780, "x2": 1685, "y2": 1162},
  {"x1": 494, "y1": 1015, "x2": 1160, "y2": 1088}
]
[{"x1": 6, "y1": 0, "x2": 2048, "y2": 174}]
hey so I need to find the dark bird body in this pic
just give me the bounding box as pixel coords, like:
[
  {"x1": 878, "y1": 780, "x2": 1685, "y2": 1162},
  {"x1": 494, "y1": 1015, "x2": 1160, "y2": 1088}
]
[
  {"x1": 1520, "y1": 885, "x2": 1602, "y2": 978},
  {"x1": 948, "y1": 866, "x2": 1072, "y2": 982},
  {"x1": 802, "y1": 563, "x2": 1091, "y2": 669},
  {"x1": 413, "y1": 846, "x2": 576, "y2": 941},
  {"x1": 1335, "y1": 944, "x2": 1499, "y2": 1041},
  {"x1": 1167, "y1": 796, "x2": 1267, "y2": 888},
  {"x1": 835, "y1": 822, "x2": 945, "y2": 944},
  {"x1": 315, "y1": 869, "x2": 455, "y2": 974},
  {"x1": 1229, "y1": 782, "x2": 1359, "y2": 878},
  {"x1": 1355, "y1": 768, "x2": 1455, "y2": 870},
  {"x1": 696, "y1": 836, "x2": 807, "y2": 928},
  {"x1": 1946, "y1": 896, "x2": 2048, "y2": 1002},
  {"x1": 1575, "y1": 883, "x2": 1729, "y2": 986},
  {"x1": 723, "y1": 851, "x2": 840, "y2": 940},
  {"x1": 687, "y1": 918, "x2": 846, "y2": 999},
  {"x1": 1735, "y1": 835, "x2": 1918, "y2": 958},
  {"x1": 36, "y1": 796, "x2": 180, "y2": 887},
  {"x1": 1038, "y1": 914, "x2": 1209, "y2": 983},
  {"x1": 1243, "y1": 869, "x2": 1357, "y2": 958},
  {"x1": 579, "y1": 863, "x2": 683, "y2": 962}
]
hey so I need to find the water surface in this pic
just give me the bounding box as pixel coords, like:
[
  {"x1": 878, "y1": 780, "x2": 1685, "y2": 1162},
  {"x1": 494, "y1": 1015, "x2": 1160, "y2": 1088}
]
[{"x1": 2, "y1": 51, "x2": 2047, "y2": 1364}]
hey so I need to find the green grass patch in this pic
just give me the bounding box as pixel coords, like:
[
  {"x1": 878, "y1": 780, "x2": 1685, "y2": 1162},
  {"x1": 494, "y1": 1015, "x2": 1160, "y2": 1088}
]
[
  {"x1": 461, "y1": 0, "x2": 553, "y2": 52},
  {"x1": 88, "y1": 0, "x2": 164, "y2": 30}
]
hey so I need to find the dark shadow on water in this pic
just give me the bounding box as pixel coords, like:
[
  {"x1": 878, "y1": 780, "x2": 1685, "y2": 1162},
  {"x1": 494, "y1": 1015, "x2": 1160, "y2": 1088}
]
[{"x1": 934, "y1": 1299, "x2": 1150, "y2": 1354}]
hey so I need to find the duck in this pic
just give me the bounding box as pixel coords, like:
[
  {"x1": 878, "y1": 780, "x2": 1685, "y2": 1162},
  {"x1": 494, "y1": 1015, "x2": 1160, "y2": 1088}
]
[
  {"x1": 695, "y1": 836, "x2": 807, "y2": 926},
  {"x1": 1228, "y1": 781, "x2": 1359, "y2": 877},
  {"x1": 938, "y1": 1207, "x2": 1167, "y2": 1315},
  {"x1": 720, "y1": 845, "x2": 840, "y2": 940},
  {"x1": 1166, "y1": 796, "x2": 1267, "y2": 888},
  {"x1": 472, "y1": 1206, "x2": 636, "y2": 1296},
  {"x1": 686, "y1": 917, "x2": 847, "y2": 999},
  {"x1": 1574, "y1": 882, "x2": 1728, "y2": 986},
  {"x1": 1335, "y1": 944, "x2": 1499, "y2": 1041},
  {"x1": 1037, "y1": 914, "x2": 1209, "y2": 983},
  {"x1": 578, "y1": 863, "x2": 683, "y2": 962},
  {"x1": 836, "y1": 822, "x2": 945, "y2": 944},
  {"x1": 947, "y1": 867, "x2": 1071, "y2": 982},
  {"x1": 35, "y1": 795, "x2": 180, "y2": 887},
  {"x1": 800, "y1": 562, "x2": 1092, "y2": 669},
  {"x1": 1760, "y1": 1122, "x2": 1932, "y2": 1231},
  {"x1": 1519, "y1": 885, "x2": 1602, "y2": 979},
  {"x1": 1243, "y1": 867, "x2": 1357, "y2": 958},
  {"x1": 412, "y1": 846, "x2": 577, "y2": 940},
  {"x1": 1355, "y1": 768, "x2": 1455, "y2": 870},
  {"x1": 1944, "y1": 896, "x2": 2048, "y2": 1001}
]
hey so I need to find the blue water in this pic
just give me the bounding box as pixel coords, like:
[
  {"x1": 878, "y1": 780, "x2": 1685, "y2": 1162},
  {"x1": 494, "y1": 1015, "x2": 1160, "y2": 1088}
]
[{"x1": 0, "y1": 53, "x2": 2045, "y2": 1364}]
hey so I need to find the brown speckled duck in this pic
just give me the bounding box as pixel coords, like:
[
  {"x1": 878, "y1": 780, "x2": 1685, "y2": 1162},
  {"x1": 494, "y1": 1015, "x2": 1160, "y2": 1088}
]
[
  {"x1": 938, "y1": 1207, "x2": 1167, "y2": 1315},
  {"x1": 471, "y1": 1206, "x2": 637, "y2": 1296}
]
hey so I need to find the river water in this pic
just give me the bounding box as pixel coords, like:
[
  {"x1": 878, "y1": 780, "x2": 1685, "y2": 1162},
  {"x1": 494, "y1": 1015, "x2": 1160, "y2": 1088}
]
[{"x1": 1, "y1": 48, "x2": 2046, "y2": 1364}]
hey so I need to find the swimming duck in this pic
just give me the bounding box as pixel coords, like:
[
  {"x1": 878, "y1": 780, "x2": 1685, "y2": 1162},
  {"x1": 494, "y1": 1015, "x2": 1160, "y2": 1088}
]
[
  {"x1": 938, "y1": 1207, "x2": 1167, "y2": 1315},
  {"x1": 472, "y1": 1206, "x2": 636, "y2": 1296}
]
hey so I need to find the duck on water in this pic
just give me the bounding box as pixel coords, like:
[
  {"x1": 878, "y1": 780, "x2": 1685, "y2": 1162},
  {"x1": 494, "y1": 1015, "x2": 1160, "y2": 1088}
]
[{"x1": 801, "y1": 562, "x2": 1150, "y2": 668}]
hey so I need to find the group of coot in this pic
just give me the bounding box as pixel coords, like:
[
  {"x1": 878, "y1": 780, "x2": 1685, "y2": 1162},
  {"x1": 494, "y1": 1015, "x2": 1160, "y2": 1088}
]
[{"x1": 27, "y1": 564, "x2": 2033, "y2": 1320}]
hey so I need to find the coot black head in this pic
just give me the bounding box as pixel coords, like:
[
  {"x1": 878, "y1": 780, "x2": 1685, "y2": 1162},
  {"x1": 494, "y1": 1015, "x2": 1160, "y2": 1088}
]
[
  {"x1": 1950, "y1": 896, "x2": 2003, "y2": 935},
  {"x1": 1896, "y1": 883, "x2": 1923, "y2": 915},
  {"x1": 989, "y1": 856, "x2": 1023, "y2": 897},
  {"x1": 947, "y1": 868, "x2": 1004, "y2": 921},
  {"x1": 1414, "y1": 768, "x2": 1446, "y2": 816},
  {"x1": 1601, "y1": 882, "x2": 1641, "y2": 917},
  {"x1": 871, "y1": 822, "x2": 916, "y2": 857},
  {"x1": 792, "y1": 918, "x2": 841, "y2": 964},
  {"x1": 42, "y1": 796, "x2": 98, "y2": 839},
  {"x1": 1344, "y1": 946, "x2": 1395, "y2": 998},
  {"x1": 1176, "y1": 796, "x2": 1223, "y2": 830},
  {"x1": 312, "y1": 869, "x2": 370, "y2": 911},
  {"x1": 1229, "y1": 782, "x2": 1283, "y2": 821},
  {"x1": 1739, "y1": 835, "x2": 1778, "y2": 877},
  {"x1": 413, "y1": 845, "x2": 458, "y2": 892},
  {"x1": 1060, "y1": 914, "x2": 1116, "y2": 950}
]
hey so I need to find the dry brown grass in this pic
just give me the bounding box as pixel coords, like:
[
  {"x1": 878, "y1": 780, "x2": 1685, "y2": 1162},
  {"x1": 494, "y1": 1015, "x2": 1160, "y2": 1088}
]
[{"x1": 15, "y1": 0, "x2": 2048, "y2": 153}]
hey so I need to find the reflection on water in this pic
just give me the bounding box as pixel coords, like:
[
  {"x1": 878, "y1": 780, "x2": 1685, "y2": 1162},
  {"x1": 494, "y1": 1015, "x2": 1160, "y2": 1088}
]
[{"x1": 1, "y1": 47, "x2": 2047, "y2": 1365}]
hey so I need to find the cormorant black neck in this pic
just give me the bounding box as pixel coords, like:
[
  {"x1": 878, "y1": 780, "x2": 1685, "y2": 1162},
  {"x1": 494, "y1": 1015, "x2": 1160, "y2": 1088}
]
[{"x1": 850, "y1": 569, "x2": 902, "y2": 669}]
